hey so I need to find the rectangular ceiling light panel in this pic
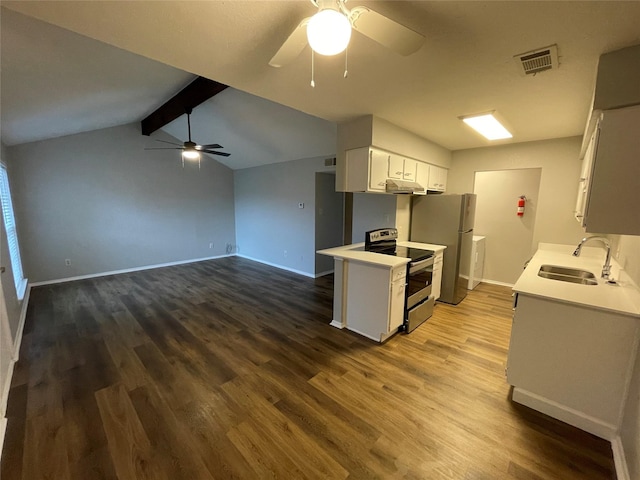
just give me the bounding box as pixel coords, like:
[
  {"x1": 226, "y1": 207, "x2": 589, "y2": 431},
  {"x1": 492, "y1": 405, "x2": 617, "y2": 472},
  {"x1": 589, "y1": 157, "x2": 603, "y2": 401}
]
[{"x1": 461, "y1": 113, "x2": 513, "y2": 140}]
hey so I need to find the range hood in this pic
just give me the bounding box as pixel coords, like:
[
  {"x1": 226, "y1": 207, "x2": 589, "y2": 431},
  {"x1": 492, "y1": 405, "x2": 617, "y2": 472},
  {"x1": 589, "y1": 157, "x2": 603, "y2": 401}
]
[{"x1": 385, "y1": 179, "x2": 425, "y2": 194}]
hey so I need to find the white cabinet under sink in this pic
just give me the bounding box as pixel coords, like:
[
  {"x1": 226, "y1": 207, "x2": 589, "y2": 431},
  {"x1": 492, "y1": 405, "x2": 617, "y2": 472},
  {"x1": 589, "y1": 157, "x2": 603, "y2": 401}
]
[{"x1": 507, "y1": 292, "x2": 638, "y2": 439}]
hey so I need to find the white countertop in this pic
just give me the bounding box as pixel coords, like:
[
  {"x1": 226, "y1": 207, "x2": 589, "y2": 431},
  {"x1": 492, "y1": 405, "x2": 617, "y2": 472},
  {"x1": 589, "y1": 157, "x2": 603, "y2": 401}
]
[
  {"x1": 317, "y1": 241, "x2": 446, "y2": 269},
  {"x1": 514, "y1": 243, "x2": 640, "y2": 317}
]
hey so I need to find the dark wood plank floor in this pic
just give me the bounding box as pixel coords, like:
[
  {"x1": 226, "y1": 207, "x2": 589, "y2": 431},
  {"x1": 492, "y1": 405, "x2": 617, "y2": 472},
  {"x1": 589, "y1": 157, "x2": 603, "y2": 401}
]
[{"x1": 1, "y1": 256, "x2": 615, "y2": 479}]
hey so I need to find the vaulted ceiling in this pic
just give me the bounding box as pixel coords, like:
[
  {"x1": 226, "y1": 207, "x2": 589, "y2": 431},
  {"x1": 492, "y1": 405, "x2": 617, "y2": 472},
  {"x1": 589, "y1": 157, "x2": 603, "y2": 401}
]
[{"x1": 2, "y1": 1, "x2": 640, "y2": 169}]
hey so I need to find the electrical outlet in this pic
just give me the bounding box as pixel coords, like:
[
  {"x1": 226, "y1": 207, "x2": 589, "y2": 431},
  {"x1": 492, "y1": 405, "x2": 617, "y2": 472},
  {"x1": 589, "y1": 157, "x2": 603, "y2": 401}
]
[
  {"x1": 209, "y1": 242, "x2": 214, "y2": 249},
  {"x1": 284, "y1": 250, "x2": 288, "y2": 257},
  {"x1": 65, "y1": 259, "x2": 71, "y2": 266}
]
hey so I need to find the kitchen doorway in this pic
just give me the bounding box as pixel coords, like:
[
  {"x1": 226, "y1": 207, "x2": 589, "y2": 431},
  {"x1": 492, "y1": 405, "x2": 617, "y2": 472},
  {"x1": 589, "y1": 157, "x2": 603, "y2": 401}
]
[{"x1": 473, "y1": 168, "x2": 541, "y2": 285}]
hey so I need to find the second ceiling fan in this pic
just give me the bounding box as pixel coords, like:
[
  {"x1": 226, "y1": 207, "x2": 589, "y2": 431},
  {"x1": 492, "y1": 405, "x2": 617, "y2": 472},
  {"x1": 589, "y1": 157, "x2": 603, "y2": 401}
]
[
  {"x1": 269, "y1": 0, "x2": 425, "y2": 68},
  {"x1": 145, "y1": 107, "x2": 230, "y2": 166}
]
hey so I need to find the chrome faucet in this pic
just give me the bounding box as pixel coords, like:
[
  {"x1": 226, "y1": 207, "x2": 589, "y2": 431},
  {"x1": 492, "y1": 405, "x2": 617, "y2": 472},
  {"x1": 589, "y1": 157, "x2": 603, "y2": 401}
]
[{"x1": 572, "y1": 236, "x2": 612, "y2": 279}]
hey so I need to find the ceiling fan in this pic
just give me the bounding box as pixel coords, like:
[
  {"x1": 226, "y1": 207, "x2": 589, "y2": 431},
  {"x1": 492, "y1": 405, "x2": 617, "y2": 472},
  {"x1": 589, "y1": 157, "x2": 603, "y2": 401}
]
[
  {"x1": 145, "y1": 107, "x2": 230, "y2": 166},
  {"x1": 269, "y1": 0, "x2": 425, "y2": 68}
]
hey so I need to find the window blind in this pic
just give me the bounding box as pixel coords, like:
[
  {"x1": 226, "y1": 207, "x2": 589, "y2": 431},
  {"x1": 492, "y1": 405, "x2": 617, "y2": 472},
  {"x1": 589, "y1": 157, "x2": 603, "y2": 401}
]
[{"x1": 0, "y1": 164, "x2": 25, "y2": 298}]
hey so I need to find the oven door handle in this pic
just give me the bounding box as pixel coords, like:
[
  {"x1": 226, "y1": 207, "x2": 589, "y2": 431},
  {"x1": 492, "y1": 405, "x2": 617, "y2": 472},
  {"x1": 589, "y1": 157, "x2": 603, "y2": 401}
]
[{"x1": 409, "y1": 257, "x2": 434, "y2": 274}]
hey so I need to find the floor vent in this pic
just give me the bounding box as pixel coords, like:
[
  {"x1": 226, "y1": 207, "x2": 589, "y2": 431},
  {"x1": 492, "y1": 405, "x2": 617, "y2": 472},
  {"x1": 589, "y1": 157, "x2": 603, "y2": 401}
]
[
  {"x1": 325, "y1": 157, "x2": 337, "y2": 167},
  {"x1": 514, "y1": 45, "x2": 558, "y2": 76}
]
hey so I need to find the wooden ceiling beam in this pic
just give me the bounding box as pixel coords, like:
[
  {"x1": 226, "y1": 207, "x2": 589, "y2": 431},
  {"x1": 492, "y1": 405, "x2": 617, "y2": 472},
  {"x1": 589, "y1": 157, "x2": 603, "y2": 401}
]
[{"x1": 141, "y1": 76, "x2": 228, "y2": 136}]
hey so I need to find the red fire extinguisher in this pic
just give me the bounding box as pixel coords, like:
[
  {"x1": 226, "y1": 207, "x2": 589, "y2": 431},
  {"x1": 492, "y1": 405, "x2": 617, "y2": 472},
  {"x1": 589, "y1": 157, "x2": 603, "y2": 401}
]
[{"x1": 517, "y1": 195, "x2": 526, "y2": 217}]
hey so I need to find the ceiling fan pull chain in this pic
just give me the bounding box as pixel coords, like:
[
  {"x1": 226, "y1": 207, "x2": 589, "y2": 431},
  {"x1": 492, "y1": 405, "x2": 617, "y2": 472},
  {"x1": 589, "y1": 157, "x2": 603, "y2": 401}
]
[
  {"x1": 344, "y1": 47, "x2": 348, "y2": 78},
  {"x1": 310, "y1": 50, "x2": 316, "y2": 88},
  {"x1": 198, "y1": 157, "x2": 201, "y2": 170},
  {"x1": 182, "y1": 157, "x2": 185, "y2": 169}
]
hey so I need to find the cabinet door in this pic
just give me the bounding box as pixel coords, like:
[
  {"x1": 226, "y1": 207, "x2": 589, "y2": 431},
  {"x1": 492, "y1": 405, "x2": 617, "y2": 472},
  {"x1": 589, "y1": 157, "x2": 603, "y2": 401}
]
[
  {"x1": 428, "y1": 166, "x2": 448, "y2": 192},
  {"x1": 403, "y1": 158, "x2": 417, "y2": 182},
  {"x1": 575, "y1": 127, "x2": 598, "y2": 226},
  {"x1": 432, "y1": 252, "x2": 443, "y2": 300},
  {"x1": 583, "y1": 104, "x2": 640, "y2": 234},
  {"x1": 389, "y1": 278, "x2": 406, "y2": 331},
  {"x1": 369, "y1": 149, "x2": 389, "y2": 192},
  {"x1": 388, "y1": 154, "x2": 404, "y2": 180},
  {"x1": 415, "y1": 162, "x2": 429, "y2": 195}
]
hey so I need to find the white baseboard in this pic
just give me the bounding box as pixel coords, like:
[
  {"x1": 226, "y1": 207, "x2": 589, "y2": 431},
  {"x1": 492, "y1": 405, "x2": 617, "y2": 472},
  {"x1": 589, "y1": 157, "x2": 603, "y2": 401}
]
[
  {"x1": 235, "y1": 254, "x2": 315, "y2": 278},
  {"x1": 13, "y1": 284, "x2": 31, "y2": 360},
  {"x1": 0, "y1": 357, "x2": 15, "y2": 420},
  {"x1": 611, "y1": 436, "x2": 630, "y2": 480},
  {"x1": 512, "y1": 388, "x2": 616, "y2": 440},
  {"x1": 330, "y1": 320, "x2": 345, "y2": 329},
  {"x1": 315, "y1": 269, "x2": 334, "y2": 278},
  {"x1": 479, "y1": 278, "x2": 515, "y2": 288},
  {"x1": 0, "y1": 417, "x2": 6, "y2": 462},
  {"x1": 29, "y1": 254, "x2": 235, "y2": 287}
]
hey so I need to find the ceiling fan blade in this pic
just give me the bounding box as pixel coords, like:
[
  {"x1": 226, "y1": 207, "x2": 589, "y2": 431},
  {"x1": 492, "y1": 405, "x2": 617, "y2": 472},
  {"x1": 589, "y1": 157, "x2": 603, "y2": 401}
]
[
  {"x1": 349, "y1": 6, "x2": 424, "y2": 56},
  {"x1": 201, "y1": 150, "x2": 231, "y2": 157},
  {"x1": 155, "y1": 139, "x2": 184, "y2": 147},
  {"x1": 144, "y1": 147, "x2": 184, "y2": 151},
  {"x1": 198, "y1": 143, "x2": 223, "y2": 149},
  {"x1": 269, "y1": 17, "x2": 311, "y2": 67}
]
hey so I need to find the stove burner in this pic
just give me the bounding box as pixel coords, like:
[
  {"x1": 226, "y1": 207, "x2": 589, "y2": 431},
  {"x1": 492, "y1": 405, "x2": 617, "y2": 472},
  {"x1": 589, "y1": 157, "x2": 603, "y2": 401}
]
[{"x1": 364, "y1": 228, "x2": 433, "y2": 263}]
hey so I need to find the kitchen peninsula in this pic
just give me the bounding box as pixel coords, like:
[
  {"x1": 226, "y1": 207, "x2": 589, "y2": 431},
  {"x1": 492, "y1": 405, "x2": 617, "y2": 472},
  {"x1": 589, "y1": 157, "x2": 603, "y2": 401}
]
[{"x1": 318, "y1": 240, "x2": 446, "y2": 342}]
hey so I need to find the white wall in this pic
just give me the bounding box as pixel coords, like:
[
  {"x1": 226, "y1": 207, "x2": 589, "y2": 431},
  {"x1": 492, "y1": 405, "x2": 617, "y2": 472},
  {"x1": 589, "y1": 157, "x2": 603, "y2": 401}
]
[
  {"x1": 448, "y1": 137, "x2": 586, "y2": 268},
  {"x1": 8, "y1": 123, "x2": 236, "y2": 283},
  {"x1": 233, "y1": 156, "x2": 337, "y2": 276}
]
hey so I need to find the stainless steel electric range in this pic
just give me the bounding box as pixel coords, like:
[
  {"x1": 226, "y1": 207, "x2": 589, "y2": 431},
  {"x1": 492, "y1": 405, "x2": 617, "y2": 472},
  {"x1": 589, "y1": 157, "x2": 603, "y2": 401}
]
[{"x1": 364, "y1": 228, "x2": 435, "y2": 333}]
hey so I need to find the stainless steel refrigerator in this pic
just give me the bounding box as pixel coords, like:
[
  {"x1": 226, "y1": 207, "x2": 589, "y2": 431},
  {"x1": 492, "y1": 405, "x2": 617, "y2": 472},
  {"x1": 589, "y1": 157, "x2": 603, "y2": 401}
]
[{"x1": 410, "y1": 193, "x2": 477, "y2": 305}]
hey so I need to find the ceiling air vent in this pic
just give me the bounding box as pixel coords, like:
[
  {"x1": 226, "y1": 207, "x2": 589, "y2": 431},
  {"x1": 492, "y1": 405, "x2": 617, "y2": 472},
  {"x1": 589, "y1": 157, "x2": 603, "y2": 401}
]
[
  {"x1": 324, "y1": 157, "x2": 337, "y2": 167},
  {"x1": 514, "y1": 44, "x2": 559, "y2": 76}
]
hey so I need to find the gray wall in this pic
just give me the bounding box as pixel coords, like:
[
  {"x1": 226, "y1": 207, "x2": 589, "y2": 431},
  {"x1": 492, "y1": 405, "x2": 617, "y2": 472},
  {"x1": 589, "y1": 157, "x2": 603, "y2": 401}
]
[
  {"x1": 314, "y1": 173, "x2": 343, "y2": 274},
  {"x1": 448, "y1": 137, "x2": 586, "y2": 281},
  {"x1": 473, "y1": 169, "x2": 542, "y2": 284},
  {"x1": 8, "y1": 123, "x2": 236, "y2": 283},
  {"x1": 351, "y1": 193, "x2": 398, "y2": 244},
  {"x1": 233, "y1": 156, "x2": 337, "y2": 276}
]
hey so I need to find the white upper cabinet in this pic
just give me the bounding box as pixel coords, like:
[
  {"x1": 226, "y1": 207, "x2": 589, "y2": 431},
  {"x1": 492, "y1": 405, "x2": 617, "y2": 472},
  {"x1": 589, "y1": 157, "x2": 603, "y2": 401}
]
[
  {"x1": 576, "y1": 104, "x2": 640, "y2": 235},
  {"x1": 369, "y1": 149, "x2": 390, "y2": 192},
  {"x1": 427, "y1": 165, "x2": 447, "y2": 192},
  {"x1": 415, "y1": 162, "x2": 430, "y2": 196},
  {"x1": 402, "y1": 158, "x2": 417, "y2": 182},
  {"x1": 344, "y1": 146, "x2": 447, "y2": 194},
  {"x1": 388, "y1": 154, "x2": 405, "y2": 180}
]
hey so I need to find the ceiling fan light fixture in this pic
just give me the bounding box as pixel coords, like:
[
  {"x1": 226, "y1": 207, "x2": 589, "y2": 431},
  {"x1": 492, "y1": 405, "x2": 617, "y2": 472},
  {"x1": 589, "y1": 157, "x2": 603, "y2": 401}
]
[
  {"x1": 182, "y1": 149, "x2": 200, "y2": 160},
  {"x1": 307, "y1": 8, "x2": 352, "y2": 56},
  {"x1": 460, "y1": 112, "x2": 513, "y2": 140}
]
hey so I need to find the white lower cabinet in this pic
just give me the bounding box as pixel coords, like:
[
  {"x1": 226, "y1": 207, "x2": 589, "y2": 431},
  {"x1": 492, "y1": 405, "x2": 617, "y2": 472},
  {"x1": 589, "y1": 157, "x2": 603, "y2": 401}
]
[
  {"x1": 345, "y1": 262, "x2": 407, "y2": 342},
  {"x1": 432, "y1": 251, "x2": 443, "y2": 300},
  {"x1": 506, "y1": 293, "x2": 639, "y2": 439}
]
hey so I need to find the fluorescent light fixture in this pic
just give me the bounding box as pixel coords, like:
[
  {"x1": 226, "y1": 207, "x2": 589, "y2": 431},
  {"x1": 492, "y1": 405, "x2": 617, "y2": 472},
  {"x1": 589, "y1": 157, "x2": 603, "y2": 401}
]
[
  {"x1": 307, "y1": 9, "x2": 351, "y2": 56},
  {"x1": 461, "y1": 113, "x2": 513, "y2": 140}
]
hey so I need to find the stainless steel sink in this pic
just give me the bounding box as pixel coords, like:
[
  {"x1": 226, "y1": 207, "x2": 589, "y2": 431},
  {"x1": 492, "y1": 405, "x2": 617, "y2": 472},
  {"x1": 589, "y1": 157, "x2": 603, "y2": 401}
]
[{"x1": 538, "y1": 265, "x2": 598, "y2": 285}]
